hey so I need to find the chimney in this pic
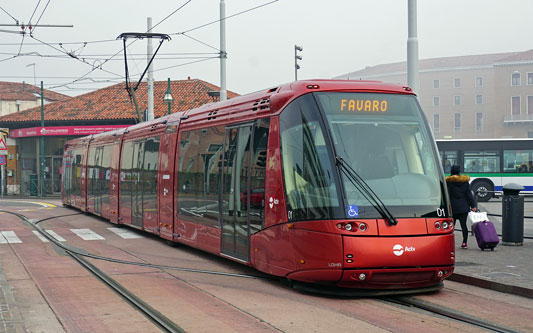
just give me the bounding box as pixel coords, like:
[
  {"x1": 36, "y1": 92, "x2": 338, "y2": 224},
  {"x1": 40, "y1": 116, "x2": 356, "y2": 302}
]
[{"x1": 22, "y1": 81, "x2": 25, "y2": 91}]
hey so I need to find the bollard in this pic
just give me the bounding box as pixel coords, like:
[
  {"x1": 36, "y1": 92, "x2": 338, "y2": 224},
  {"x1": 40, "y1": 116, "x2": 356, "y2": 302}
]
[{"x1": 501, "y1": 183, "x2": 524, "y2": 246}]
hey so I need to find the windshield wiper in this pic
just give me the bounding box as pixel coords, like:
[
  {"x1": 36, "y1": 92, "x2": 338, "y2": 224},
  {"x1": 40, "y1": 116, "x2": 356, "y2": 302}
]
[{"x1": 336, "y1": 156, "x2": 398, "y2": 226}]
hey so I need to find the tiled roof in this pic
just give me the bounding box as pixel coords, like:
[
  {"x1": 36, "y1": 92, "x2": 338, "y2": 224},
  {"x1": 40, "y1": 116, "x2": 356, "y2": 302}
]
[
  {"x1": 0, "y1": 79, "x2": 238, "y2": 123},
  {"x1": 495, "y1": 49, "x2": 533, "y2": 63},
  {"x1": 334, "y1": 51, "x2": 533, "y2": 78},
  {"x1": 0, "y1": 81, "x2": 70, "y2": 102}
]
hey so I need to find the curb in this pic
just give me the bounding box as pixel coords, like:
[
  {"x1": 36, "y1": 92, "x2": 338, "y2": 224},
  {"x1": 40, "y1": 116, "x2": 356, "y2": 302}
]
[{"x1": 449, "y1": 273, "x2": 533, "y2": 299}]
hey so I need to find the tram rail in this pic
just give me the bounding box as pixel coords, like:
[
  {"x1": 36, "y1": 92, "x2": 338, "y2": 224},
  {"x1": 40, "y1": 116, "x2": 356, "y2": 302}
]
[{"x1": 381, "y1": 296, "x2": 518, "y2": 333}]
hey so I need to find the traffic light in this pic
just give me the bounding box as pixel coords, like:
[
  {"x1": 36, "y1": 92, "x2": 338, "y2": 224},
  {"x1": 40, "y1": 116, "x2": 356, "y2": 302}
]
[{"x1": 294, "y1": 45, "x2": 303, "y2": 80}]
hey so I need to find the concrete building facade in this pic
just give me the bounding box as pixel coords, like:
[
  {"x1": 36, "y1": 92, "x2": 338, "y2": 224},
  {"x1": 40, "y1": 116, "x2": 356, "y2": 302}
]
[{"x1": 334, "y1": 50, "x2": 533, "y2": 139}]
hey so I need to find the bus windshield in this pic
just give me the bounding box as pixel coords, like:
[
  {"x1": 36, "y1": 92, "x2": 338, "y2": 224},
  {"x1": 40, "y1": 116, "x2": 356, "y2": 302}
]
[{"x1": 315, "y1": 92, "x2": 446, "y2": 219}]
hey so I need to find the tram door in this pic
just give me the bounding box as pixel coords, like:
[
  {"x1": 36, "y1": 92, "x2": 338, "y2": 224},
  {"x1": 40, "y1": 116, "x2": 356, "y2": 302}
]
[
  {"x1": 221, "y1": 124, "x2": 253, "y2": 261},
  {"x1": 92, "y1": 147, "x2": 103, "y2": 215},
  {"x1": 131, "y1": 141, "x2": 144, "y2": 228},
  {"x1": 63, "y1": 152, "x2": 73, "y2": 204}
]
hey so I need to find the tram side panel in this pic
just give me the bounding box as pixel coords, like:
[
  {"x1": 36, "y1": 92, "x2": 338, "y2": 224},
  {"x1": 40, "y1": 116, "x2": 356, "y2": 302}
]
[
  {"x1": 158, "y1": 125, "x2": 179, "y2": 240},
  {"x1": 109, "y1": 139, "x2": 121, "y2": 224},
  {"x1": 251, "y1": 116, "x2": 297, "y2": 276}
]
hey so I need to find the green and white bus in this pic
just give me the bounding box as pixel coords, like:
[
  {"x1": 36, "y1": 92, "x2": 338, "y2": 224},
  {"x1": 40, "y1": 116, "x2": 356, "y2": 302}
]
[{"x1": 436, "y1": 138, "x2": 533, "y2": 201}]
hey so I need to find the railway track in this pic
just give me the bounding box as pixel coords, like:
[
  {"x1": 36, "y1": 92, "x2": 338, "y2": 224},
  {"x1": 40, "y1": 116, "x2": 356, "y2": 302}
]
[
  {"x1": 2, "y1": 208, "x2": 529, "y2": 332},
  {"x1": 381, "y1": 296, "x2": 518, "y2": 333},
  {"x1": 1, "y1": 209, "x2": 185, "y2": 333}
]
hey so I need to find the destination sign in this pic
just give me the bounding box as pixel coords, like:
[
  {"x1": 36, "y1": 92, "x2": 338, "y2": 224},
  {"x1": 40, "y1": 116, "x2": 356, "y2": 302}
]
[
  {"x1": 316, "y1": 92, "x2": 419, "y2": 118},
  {"x1": 340, "y1": 99, "x2": 388, "y2": 113}
]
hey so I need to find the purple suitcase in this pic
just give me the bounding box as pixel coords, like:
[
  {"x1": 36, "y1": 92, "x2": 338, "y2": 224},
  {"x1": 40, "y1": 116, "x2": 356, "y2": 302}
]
[{"x1": 472, "y1": 221, "x2": 499, "y2": 251}]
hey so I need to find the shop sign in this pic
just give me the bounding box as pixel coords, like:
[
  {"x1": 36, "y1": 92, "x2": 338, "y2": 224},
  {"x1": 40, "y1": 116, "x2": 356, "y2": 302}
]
[{"x1": 10, "y1": 125, "x2": 130, "y2": 138}]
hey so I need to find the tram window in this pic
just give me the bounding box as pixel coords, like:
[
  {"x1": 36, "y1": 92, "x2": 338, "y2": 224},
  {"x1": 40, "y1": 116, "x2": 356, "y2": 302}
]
[
  {"x1": 143, "y1": 138, "x2": 160, "y2": 215},
  {"x1": 464, "y1": 151, "x2": 500, "y2": 173},
  {"x1": 280, "y1": 94, "x2": 340, "y2": 221},
  {"x1": 71, "y1": 149, "x2": 82, "y2": 196},
  {"x1": 177, "y1": 126, "x2": 225, "y2": 226},
  {"x1": 87, "y1": 147, "x2": 96, "y2": 196},
  {"x1": 120, "y1": 141, "x2": 135, "y2": 212},
  {"x1": 249, "y1": 119, "x2": 269, "y2": 231},
  {"x1": 504, "y1": 150, "x2": 533, "y2": 172}
]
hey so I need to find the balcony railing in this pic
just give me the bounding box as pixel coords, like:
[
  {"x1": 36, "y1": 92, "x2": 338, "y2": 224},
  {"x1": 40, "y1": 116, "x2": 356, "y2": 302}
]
[{"x1": 504, "y1": 114, "x2": 533, "y2": 124}]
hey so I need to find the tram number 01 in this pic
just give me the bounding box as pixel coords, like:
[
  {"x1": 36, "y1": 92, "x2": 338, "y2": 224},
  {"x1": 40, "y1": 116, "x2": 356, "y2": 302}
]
[{"x1": 436, "y1": 208, "x2": 445, "y2": 217}]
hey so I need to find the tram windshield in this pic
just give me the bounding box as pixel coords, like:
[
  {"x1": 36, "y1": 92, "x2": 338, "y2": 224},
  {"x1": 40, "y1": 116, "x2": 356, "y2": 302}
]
[{"x1": 279, "y1": 92, "x2": 447, "y2": 221}]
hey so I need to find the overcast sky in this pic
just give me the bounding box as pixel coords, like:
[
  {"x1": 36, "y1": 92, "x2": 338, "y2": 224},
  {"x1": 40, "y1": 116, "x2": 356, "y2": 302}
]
[{"x1": 1, "y1": 0, "x2": 532, "y2": 97}]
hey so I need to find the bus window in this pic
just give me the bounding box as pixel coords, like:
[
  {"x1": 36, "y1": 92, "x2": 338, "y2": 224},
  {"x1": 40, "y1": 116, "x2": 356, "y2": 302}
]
[
  {"x1": 439, "y1": 151, "x2": 457, "y2": 173},
  {"x1": 464, "y1": 151, "x2": 500, "y2": 173},
  {"x1": 504, "y1": 150, "x2": 533, "y2": 172}
]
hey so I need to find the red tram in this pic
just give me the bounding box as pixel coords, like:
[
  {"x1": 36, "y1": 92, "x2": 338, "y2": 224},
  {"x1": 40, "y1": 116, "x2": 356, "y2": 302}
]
[{"x1": 62, "y1": 80, "x2": 455, "y2": 293}]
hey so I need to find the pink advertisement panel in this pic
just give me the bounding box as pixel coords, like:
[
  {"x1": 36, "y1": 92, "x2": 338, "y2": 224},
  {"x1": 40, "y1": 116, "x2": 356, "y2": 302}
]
[{"x1": 10, "y1": 125, "x2": 129, "y2": 138}]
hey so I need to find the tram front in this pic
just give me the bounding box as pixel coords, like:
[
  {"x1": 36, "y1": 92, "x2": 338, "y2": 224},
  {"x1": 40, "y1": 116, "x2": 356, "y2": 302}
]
[{"x1": 279, "y1": 88, "x2": 455, "y2": 290}]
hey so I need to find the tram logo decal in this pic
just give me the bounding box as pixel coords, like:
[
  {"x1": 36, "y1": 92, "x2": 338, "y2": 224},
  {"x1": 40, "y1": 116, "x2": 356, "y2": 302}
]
[{"x1": 393, "y1": 244, "x2": 416, "y2": 256}]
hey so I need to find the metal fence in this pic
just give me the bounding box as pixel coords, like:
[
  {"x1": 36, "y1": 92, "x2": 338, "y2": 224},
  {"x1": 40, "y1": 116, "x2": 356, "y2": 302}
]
[{"x1": 0, "y1": 176, "x2": 61, "y2": 197}]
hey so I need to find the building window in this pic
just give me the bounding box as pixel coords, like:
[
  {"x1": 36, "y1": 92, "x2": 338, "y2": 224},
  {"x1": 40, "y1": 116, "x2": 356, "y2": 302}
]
[
  {"x1": 512, "y1": 96, "x2": 521, "y2": 115},
  {"x1": 476, "y1": 95, "x2": 483, "y2": 105},
  {"x1": 454, "y1": 78, "x2": 461, "y2": 88},
  {"x1": 454, "y1": 95, "x2": 461, "y2": 105},
  {"x1": 433, "y1": 80, "x2": 440, "y2": 89},
  {"x1": 433, "y1": 96, "x2": 440, "y2": 107},
  {"x1": 454, "y1": 113, "x2": 461, "y2": 132},
  {"x1": 528, "y1": 73, "x2": 533, "y2": 85},
  {"x1": 528, "y1": 96, "x2": 533, "y2": 116},
  {"x1": 512, "y1": 72, "x2": 521, "y2": 86},
  {"x1": 433, "y1": 114, "x2": 440, "y2": 133},
  {"x1": 475, "y1": 112, "x2": 483, "y2": 132},
  {"x1": 476, "y1": 77, "x2": 483, "y2": 87}
]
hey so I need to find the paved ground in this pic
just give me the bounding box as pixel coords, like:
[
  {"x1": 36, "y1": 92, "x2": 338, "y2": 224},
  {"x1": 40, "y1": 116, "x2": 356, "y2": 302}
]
[
  {"x1": 449, "y1": 197, "x2": 533, "y2": 298},
  {"x1": 0, "y1": 197, "x2": 531, "y2": 332}
]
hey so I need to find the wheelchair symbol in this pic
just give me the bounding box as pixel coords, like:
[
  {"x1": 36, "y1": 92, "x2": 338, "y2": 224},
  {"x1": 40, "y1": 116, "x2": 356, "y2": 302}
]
[{"x1": 347, "y1": 205, "x2": 359, "y2": 218}]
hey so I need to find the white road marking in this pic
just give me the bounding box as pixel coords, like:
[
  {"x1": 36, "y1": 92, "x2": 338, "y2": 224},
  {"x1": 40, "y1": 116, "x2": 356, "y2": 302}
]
[
  {"x1": 0, "y1": 231, "x2": 22, "y2": 244},
  {"x1": 33, "y1": 231, "x2": 49, "y2": 242},
  {"x1": 107, "y1": 228, "x2": 142, "y2": 239},
  {"x1": 70, "y1": 229, "x2": 105, "y2": 240},
  {"x1": 46, "y1": 230, "x2": 66, "y2": 242}
]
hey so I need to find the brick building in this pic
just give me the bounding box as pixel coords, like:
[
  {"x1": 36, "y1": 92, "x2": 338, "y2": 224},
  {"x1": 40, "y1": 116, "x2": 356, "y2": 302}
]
[{"x1": 334, "y1": 50, "x2": 533, "y2": 139}]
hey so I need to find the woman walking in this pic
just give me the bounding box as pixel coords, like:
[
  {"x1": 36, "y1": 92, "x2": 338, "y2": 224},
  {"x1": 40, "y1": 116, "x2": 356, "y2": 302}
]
[{"x1": 446, "y1": 165, "x2": 477, "y2": 249}]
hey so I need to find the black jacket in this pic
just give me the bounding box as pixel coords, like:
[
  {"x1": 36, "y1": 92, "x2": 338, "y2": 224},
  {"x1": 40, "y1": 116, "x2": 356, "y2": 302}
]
[{"x1": 446, "y1": 175, "x2": 477, "y2": 214}]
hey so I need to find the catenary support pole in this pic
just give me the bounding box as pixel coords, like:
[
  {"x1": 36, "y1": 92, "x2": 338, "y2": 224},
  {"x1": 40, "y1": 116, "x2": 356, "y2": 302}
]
[
  {"x1": 147, "y1": 17, "x2": 154, "y2": 121},
  {"x1": 219, "y1": 0, "x2": 227, "y2": 101},
  {"x1": 40, "y1": 81, "x2": 45, "y2": 197},
  {"x1": 407, "y1": 0, "x2": 419, "y2": 94}
]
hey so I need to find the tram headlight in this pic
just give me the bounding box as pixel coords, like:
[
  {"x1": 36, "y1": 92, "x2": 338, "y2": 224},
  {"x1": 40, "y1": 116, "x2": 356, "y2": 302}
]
[
  {"x1": 344, "y1": 223, "x2": 353, "y2": 231},
  {"x1": 358, "y1": 273, "x2": 366, "y2": 281},
  {"x1": 442, "y1": 221, "x2": 449, "y2": 229}
]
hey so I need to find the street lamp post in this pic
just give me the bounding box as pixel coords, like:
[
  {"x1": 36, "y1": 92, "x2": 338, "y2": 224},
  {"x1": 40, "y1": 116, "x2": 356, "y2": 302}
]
[
  {"x1": 294, "y1": 45, "x2": 303, "y2": 81},
  {"x1": 163, "y1": 78, "x2": 173, "y2": 115}
]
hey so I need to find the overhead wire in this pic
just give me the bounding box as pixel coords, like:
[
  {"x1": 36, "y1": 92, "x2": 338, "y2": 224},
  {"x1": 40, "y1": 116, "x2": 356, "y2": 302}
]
[
  {"x1": 51, "y1": 0, "x2": 194, "y2": 90},
  {"x1": 0, "y1": 5, "x2": 19, "y2": 24},
  {"x1": 5, "y1": 0, "x2": 279, "y2": 94},
  {"x1": 177, "y1": 0, "x2": 278, "y2": 35},
  {"x1": 16, "y1": 0, "x2": 42, "y2": 55},
  {"x1": 31, "y1": 0, "x2": 51, "y2": 34}
]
